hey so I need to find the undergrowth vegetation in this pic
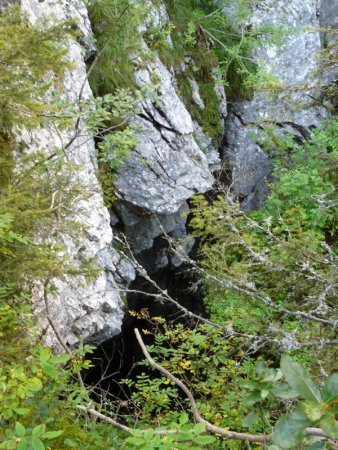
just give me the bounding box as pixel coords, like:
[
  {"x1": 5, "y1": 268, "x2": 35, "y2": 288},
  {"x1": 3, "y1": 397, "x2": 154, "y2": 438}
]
[
  {"x1": 87, "y1": 0, "x2": 146, "y2": 95},
  {"x1": 145, "y1": 0, "x2": 284, "y2": 142},
  {"x1": 1, "y1": 1, "x2": 337, "y2": 450},
  {"x1": 118, "y1": 117, "x2": 337, "y2": 449},
  {"x1": 0, "y1": 6, "x2": 126, "y2": 449}
]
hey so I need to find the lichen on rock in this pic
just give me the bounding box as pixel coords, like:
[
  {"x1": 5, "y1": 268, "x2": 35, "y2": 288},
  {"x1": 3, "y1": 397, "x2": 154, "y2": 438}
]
[
  {"x1": 18, "y1": 0, "x2": 125, "y2": 350},
  {"x1": 223, "y1": 0, "x2": 334, "y2": 210}
]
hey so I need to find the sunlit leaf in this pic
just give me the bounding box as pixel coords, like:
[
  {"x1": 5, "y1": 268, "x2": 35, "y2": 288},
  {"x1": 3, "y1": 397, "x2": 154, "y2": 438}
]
[
  {"x1": 193, "y1": 435, "x2": 216, "y2": 445},
  {"x1": 271, "y1": 383, "x2": 298, "y2": 399},
  {"x1": 322, "y1": 373, "x2": 338, "y2": 404},
  {"x1": 31, "y1": 437, "x2": 45, "y2": 450},
  {"x1": 280, "y1": 356, "x2": 321, "y2": 403},
  {"x1": 41, "y1": 430, "x2": 64, "y2": 439},
  {"x1": 15, "y1": 422, "x2": 26, "y2": 437},
  {"x1": 243, "y1": 411, "x2": 259, "y2": 428},
  {"x1": 32, "y1": 424, "x2": 46, "y2": 437},
  {"x1": 320, "y1": 413, "x2": 338, "y2": 439},
  {"x1": 41, "y1": 362, "x2": 57, "y2": 378},
  {"x1": 273, "y1": 411, "x2": 310, "y2": 449},
  {"x1": 194, "y1": 422, "x2": 206, "y2": 434}
]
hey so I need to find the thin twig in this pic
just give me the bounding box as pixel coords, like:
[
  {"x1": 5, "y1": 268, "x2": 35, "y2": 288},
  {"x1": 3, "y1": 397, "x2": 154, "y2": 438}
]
[{"x1": 134, "y1": 328, "x2": 328, "y2": 443}]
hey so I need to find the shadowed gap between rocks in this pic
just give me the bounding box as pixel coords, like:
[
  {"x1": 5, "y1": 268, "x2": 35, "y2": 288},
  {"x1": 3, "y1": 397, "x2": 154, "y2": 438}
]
[{"x1": 81, "y1": 234, "x2": 206, "y2": 403}]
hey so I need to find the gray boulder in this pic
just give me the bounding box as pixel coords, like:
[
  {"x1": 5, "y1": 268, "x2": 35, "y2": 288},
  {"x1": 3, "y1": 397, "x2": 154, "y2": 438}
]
[
  {"x1": 223, "y1": 0, "x2": 334, "y2": 210},
  {"x1": 113, "y1": 51, "x2": 223, "y2": 258}
]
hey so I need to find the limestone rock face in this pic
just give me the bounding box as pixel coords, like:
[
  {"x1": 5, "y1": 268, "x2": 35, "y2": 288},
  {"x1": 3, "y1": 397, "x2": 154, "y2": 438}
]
[
  {"x1": 320, "y1": 0, "x2": 338, "y2": 35},
  {"x1": 104, "y1": 1, "x2": 223, "y2": 257},
  {"x1": 223, "y1": 0, "x2": 334, "y2": 210},
  {"x1": 113, "y1": 41, "x2": 223, "y2": 254},
  {"x1": 115, "y1": 57, "x2": 216, "y2": 216},
  {"x1": 19, "y1": 0, "x2": 124, "y2": 350},
  {"x1": 18, "y1": 0, "x2": 336, "y2": 348}
]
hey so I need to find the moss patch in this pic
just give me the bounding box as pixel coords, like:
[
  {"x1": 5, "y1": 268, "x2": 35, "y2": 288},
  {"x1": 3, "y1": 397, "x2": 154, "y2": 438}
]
[
  {"x1": 88, "y1": 0, "x2": 146, "y2": 95},
  {"x1": 176, "y1": 72, "x2": 224, "y2": 144}
]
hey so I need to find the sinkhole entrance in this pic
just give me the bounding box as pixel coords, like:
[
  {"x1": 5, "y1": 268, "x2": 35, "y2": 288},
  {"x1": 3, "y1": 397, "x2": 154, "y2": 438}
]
[{"x1": 81, "y1": 261, "x2": 206, "y2": 407}]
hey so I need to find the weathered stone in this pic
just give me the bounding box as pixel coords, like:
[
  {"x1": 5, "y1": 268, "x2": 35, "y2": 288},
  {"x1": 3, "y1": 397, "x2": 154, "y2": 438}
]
[
  {"x1": 112, "y1": 4, "x2": 224, "y2": 263},
  {"x1": 188, "y1": 77, "x2": 205, "y2": 110},
  {"x1": 320, "y1": 0, "x2": 338, "y2": 36},
  {"x1": 223, "y1": 114, "x2": 271, "y2": 211},
  {"x1": 20, "y1": 0, "x2": 124, "y2": 350},
  {"x1": 0, "y1": 0, "x2": 20, "y2": 12},
  {"x1": 114, "y1": 201, "x2": 189, "y2": 254},
  {"x1": 116, "y1": 258, "x2": 136, "y2": 284},
  {"x1": 193, "y1": 121, "x2": 221, "y2": 171},
  {"x1": 223, "y1": 0, "x2": 333, "y2": 210},
  {"x1": 115, "y1": 57, "x2": 216, "y2": 215},
  {"x1": 319, "y1": 0, "x2": 338, "y2": 89}
]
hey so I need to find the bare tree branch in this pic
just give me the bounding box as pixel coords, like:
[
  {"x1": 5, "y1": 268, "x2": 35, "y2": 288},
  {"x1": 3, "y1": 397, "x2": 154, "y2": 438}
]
[{"x1": 134, "y1": 328, "x2": 328, "y2": 443}]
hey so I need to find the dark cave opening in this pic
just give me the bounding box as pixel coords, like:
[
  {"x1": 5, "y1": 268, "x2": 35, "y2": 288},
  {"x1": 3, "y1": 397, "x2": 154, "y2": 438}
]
[{"x1": 81, "y1": 251, "x2": 206, "y2": 404}]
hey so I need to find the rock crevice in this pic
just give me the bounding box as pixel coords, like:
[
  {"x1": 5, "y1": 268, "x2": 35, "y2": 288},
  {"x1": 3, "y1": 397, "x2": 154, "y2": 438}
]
[{"x1": 12, "y1": 0, "x2": 337, "y2": 348}]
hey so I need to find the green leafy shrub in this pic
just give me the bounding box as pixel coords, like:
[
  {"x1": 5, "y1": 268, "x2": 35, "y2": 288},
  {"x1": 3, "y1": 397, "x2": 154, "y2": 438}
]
[
  {"x1": 88, "y1": 0, "x2": 146, "y2": 95},
  {"x1": 0, "y1": 6, "x2": 71, "y2": 132},
  {"x1": 158, "y1": 0, "x2": 258, "y2": 96}
]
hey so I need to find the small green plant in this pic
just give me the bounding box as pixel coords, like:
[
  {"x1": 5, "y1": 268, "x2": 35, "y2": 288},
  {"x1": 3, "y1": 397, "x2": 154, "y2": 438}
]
[
  {"x1": 240, "y1": 357, "x2": 338, "y2": 448},
  {"x1": 160, "y1": 0, "x2": 259, "y2": 97},
  {"x1": 125, "y1": 415, "x2": 216, "y2": 449},
  {"x1": 0, "y1": 423, "x2": 64, "y2": 450},
  {"x1": 0, "y1": 5, "x2": 71, "y2": 131},
  {"x1": 273, "y1": 356, "x2": 338, "y2": 448}
]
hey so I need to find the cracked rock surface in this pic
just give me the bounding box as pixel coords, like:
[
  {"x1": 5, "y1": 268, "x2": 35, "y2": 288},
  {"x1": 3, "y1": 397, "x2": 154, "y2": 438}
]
[
  {"x1": 116, "y1": 57, "x2": 216, "y2": 215},
  {"x1": 19, "y1": 0, "x2": 124, "y2": 350},
  {"x1": 114, "y1": 53, "x2": 222, "y2": 254},
  {"x1": 223, "y1": 0, "x2": 335, "y2": 210}
]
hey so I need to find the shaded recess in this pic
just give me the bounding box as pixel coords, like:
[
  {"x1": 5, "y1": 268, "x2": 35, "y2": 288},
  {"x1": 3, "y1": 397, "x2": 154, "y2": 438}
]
[{"x1": 82, "y1": 237, "x2": 206, "y2": 400}]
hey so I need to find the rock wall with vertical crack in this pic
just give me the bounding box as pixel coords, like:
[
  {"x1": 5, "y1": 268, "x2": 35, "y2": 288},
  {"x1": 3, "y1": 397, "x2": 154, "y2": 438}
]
[
  {"x1": 222, "y1": 0, "x2": 337, "y2": 210},
  {"x1": 17, "y1": 0, "x2": 126, "y2": 350},
  {"x1": 112, "y1": 2, "x2": 225, "y2": 259}
]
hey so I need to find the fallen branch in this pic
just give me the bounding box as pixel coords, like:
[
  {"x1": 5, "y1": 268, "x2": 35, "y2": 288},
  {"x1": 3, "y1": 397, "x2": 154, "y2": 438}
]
[{"x1": 134, "y1": 328, "x2": 328, "y2": 443}]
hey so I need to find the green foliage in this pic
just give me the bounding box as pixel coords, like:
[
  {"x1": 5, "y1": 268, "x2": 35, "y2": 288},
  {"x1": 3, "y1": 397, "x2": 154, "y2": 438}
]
[
  {"x1": 188, "y1": 118, "x2": 338, "y2": 352},
  {"x1": 0, "y1": 338, "x2": 106, "y2": 449},
  {"x1": 125, "y1": 417, "x2": 216, "y2": 449},
  {"x1": 256, "y1": 120, "x2": 338, "y2": 236},
  {"x1": 88, "y1": 0, "x2": 146, "y2": 95},
  {"x1": 176, "y1": 73, "x2": 224, "y2": 143},
  {"x1": 123, "y1": 322, "x2": 257, "y2": 438},
  {"x1": 273, "y1": 356, "x2": 338, "y2": 448},
  {"x1": 240, "y1": 356, "x2": 338, "y2": 446},
  {"x1": 0, "y1": 6, "x2": 71, "y2": 132},
  {"x1": 86, "y1": 87, "x2": 158, "y2": 205},
  {"x1": 156, "y1": 0, "x2": 260, "y2": 97},
  {"x1": 142, "y1": 1, "x2": 288, "y2": 142},
  {"x1": 0, "y1": 422, "x2": 63, "y2": 450},
  {"x1": 0, "y1": 149, "x2": 101, "y2": 289},
  {"x1": 123, "y1": 324, "x2": 337, "y2": 449},
  {"x1": 120, "y1": 117, "x2": 337, "y2": 448}
]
